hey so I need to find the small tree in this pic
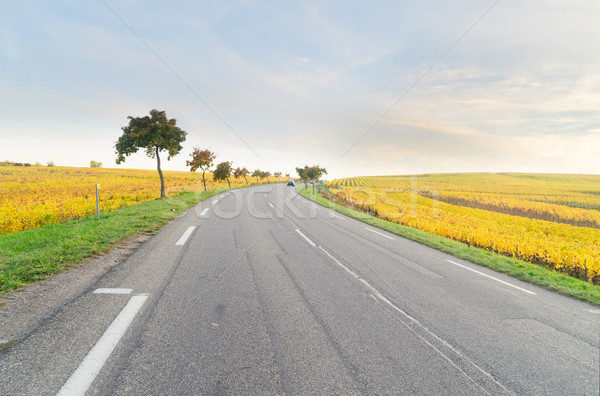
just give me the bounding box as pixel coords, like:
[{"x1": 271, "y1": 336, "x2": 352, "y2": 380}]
[
  {"x1": 234, "y1": 167, "x2": 250, "y2": 185},
  {"x1": 115, "y1": 109, "x2": 187, "y2": 198},
  {"x1": 213, "y1": 161, "x2": 233, "y2": 189},
  {"x1": 47, "y1": 160, "x2": 55, "y2": 167},
  {"x1": 240, "y1": 167, "x2": 250, "y2": 185},
  {"x1": 262, "y1": 171, "x2": 271, "y2": 183},
  {"x1": 296, "y1": 166, "x2": 309, "y2": 189},
  {"x1": 274, "y1": 172, "x2": 282, "y2": 182},
  {"x1": 233, "y1": 167, "x2": 242, "y2": 182},
  {"x1": 296, "y1": 165, "x2": 327, "y2": 192},
  {"x1": 285, "y1": 173, "x2": 290, "y2": 179},
  {"x1": 252, "y1": 169, "x2": 261, "y2": 183},
  {"x1": 306, "y1": 165, "x2": 327, "y2": 194},
  {"x1": 90, "y1": 160, "x2": 102, "y2": 168},
  {"x1": 186, "y1": 148, "x2": 215, "y2": 191}
]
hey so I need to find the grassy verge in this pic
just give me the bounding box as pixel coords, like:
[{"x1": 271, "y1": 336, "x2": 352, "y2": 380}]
[
  {"x1": 298, "y1": 186, "x2": 600, "y2": 306},
  {"x1": 0, "y1": 189, "x2": 224, "y2": 296}
]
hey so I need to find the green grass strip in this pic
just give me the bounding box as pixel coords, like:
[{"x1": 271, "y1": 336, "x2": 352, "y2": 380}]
[
  {"x1": 0, "y1": 189, "x2": 224, "y2": 296},
  {"x1": 297, "y1": 186, "x2": 600, "y2": 306}
]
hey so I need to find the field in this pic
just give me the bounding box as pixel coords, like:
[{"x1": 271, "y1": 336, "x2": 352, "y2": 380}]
[
  {"x1": 326, "y1": 173, "x2": 600, "y2": 284},
  {"x1": 0, "y1": 166, "x2": 271, "y2": 235}
]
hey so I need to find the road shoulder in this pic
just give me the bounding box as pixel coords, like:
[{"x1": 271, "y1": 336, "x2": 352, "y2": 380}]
[{"x1": 0, "y1": 234, "x2": 149, "y2": 348}]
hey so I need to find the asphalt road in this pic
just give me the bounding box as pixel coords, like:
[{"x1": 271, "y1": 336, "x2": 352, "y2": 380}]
[{"x1": 1, "y1": 184, "x2": 599, "y2": 395}]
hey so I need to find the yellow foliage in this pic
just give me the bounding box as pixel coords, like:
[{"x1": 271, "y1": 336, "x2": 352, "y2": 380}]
[
  {"x1": 327, "y1": 173, "x2": 600, "y2": 284},
  {"x1": 0, "y1": 166, "x2": 264, "y2": 235}
]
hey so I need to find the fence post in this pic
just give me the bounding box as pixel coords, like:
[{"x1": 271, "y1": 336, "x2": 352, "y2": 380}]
[{"x1": 96, "y1": 183, "x2": 100, "y2": 219}]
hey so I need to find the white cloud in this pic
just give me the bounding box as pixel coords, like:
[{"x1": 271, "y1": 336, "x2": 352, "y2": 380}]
[{"x1": 1, "y1": 1, "x2": 599, "y2": 179}]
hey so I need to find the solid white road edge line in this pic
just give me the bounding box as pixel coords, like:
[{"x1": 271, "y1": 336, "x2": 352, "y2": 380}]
[
  {"x1": 93, "y1": 288, "x2": 132, "y2": 295},
  {"x1": 175, "y1": 226, "x2": 196, "y2": 246},
  {"x1": 446, "y1": 260, "x2": 536, "y2": 295},
  {"x1": 318, "y1": 248, "x2": 510, "y2": 393},
  {"x1": 365, "y1": 227, "x2": 395, "y2": 240},
  {"x1": 268, "y1": 202, "x2": 274, "y2": 208},
  {"x1": 57, "y1": 294, "x2": 148, "y2": 396},
  {"x1": 329, "y1": 212, "x2": 345, "y2": 220},
  {"x1": 295, "y1": 229, "x2": 316, "y2": 247},
  {"x1": 200, "y1": 208, "x2": 210, "y2": 216},
  {"x1": 212, "y1": 199, "x2": 219, "y2": 204}
]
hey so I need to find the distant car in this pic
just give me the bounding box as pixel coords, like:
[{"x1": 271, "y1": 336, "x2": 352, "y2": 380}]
[{"x1": 287, "y1": 180, "x2": 295, "y2": 186}]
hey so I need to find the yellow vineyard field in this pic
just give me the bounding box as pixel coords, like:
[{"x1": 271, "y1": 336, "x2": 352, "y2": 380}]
[
  {"x1": 0, "y1": 166, "x2": 269, "y2": 235},
  {"x1": 326, "y1": 173, "x2": 600, "y2": 284}
]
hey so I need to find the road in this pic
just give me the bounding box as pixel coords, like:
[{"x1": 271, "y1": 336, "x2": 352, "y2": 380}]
[{"x1": 0, "y1": 184, "x2": 598, "y2": 395}]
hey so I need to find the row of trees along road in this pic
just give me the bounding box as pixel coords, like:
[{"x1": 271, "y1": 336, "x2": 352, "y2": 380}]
[
  {"x1": 115, "y1": 109, "x2": 288, "y2": 197},
  {"x1": 296, "y1": 165, "x2": 328, "y2": 194}
]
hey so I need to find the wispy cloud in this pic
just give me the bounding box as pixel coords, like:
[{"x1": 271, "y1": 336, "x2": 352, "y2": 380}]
[{"x1": 1, "y1": 1, "x2": 598, "y2": 178}]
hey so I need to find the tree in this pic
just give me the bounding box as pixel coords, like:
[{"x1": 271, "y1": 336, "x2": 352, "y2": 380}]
[
  {"x1": 115, "y1": 109, "x2": 187, "y2": 198},
  {"x1": 234, "y1": 167, "x2": 250, "y2": 185},
  {"x1": 274, "y1": 172, "x2": 282, "y2": 182},
  {"x1": 233, "y1": 167, "x2": 242, "y2": 182},
  {"x1": 186, "y1": 148, "x2": 215, "y2": 192},
  {"x1": 296, "y1": 165, "x2": 327, "y2": 192},
  {"x1": 285, "y1": 173, "x2": 290, "y2": 179},
  {"x1": 90, "y1": 160, "x2": 102, "y2": 168},
  {"x1": 252, "y1": 169, "x2": 261, "y2": 183},
  {"x1": 213, "y1": 161, "x2": 233, "y2": 189},
  {"x1": 306, "y1": 165, "x2": 327, "y2": 194},
  {"x1": 262, "y1": 171, "x2": 271, "y2": 183},
  {"x1": 296, "y1": 166, "x2": 309, "y2": 189}
]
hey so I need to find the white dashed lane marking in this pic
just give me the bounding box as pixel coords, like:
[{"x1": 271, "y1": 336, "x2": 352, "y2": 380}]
[
  {"x1": 175, "y1": 226, "x2": 196, "y2": 246},
  {"x1": 93, "y1": 288, "x2": 132, "y2": 295},
  {"x1": 57, "y1": 294, "x2": 149, "y2": 396}
]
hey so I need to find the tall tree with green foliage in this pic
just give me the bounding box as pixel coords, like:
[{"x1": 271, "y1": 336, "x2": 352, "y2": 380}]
[
  {"x1": 274, "y1": 171, "x2": 282, "y2": 182},
  {"x1": 213, "y1": 161, "x2": 233, "y2": 189},
  {"x1": 186, "y1": 148, "x2": 215, "y2": 191},
  {"x1": 115, "y1": 109, "x2": 187, "y2": 198}
]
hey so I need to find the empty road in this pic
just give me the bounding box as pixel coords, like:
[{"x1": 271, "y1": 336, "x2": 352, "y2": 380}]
[{"x1": 1, "y1": 184, "x2": 598, "y2": 395}]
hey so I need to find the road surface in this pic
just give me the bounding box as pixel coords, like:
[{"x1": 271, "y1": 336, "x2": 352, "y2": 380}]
[{"x1": 1, "y1": 184, "x2": 598, "y2": 395}]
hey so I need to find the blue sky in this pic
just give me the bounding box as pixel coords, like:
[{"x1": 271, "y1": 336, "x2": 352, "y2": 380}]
[{"x1": 1, "y1": 1, "x2": 599, "y2": 179}]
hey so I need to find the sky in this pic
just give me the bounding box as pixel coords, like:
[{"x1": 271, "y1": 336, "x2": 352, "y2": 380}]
[{"x1": 1, "y1": 0, "x2": 599, "y2": 180}]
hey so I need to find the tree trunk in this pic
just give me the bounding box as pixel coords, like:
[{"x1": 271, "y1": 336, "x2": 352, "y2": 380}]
[
  {"x1": 243, "y1": 175, "x2": 248, "y2": 185},
  {"x1": 226, "y1": 177, "x2": 231, "y2": 189},
  {"x1": 201, "y1": 168, "x2": 207, "y2": 191},
  {"x1": 156, "y1": 147, "x2": 166, "y2": 198},
  {"x1": 312, "y1": 182, "x2": 315, "y2": 195}
]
